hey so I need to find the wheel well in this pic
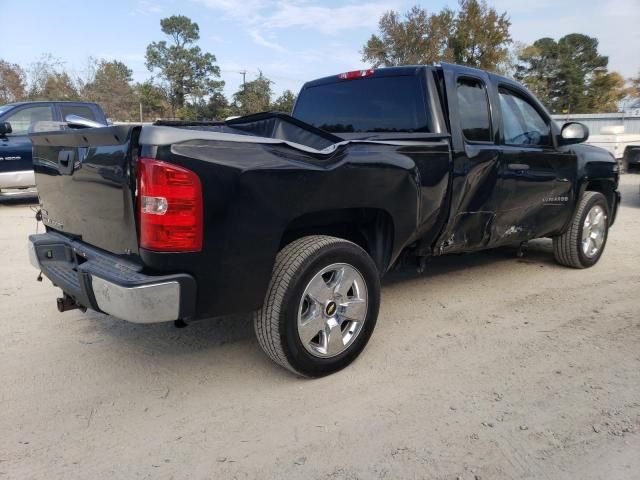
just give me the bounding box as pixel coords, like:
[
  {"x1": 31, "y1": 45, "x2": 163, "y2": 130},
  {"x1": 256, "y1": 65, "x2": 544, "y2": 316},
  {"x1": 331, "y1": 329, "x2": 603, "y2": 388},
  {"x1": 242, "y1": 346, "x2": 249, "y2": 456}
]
[
  {"x1": 585, "y1": 179, "x2": 616, "y2": 213},
  {"x1": 279, "y1": 208, "x2": 394, "y2": 273}
]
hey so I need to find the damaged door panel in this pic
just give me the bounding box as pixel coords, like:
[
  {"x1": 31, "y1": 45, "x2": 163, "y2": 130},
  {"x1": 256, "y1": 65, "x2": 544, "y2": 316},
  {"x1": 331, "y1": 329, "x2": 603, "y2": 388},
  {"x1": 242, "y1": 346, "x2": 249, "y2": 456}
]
[
  {"x1": 436, "y1": 147, "x2": 502, "y2": 253},
  {"x1": 491, "y1": 84, "x2": 578, "y2": 243},
  {"x1": 434, "y1": 69, "x2": 504, "y2": 253}
]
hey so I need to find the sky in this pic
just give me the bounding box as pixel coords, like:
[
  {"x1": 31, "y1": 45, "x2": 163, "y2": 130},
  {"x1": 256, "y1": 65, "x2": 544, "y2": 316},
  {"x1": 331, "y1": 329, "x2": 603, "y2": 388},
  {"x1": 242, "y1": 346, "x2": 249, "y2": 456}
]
[{"x1": 1, "y1": 0, "x2": 639, "y2": 98}]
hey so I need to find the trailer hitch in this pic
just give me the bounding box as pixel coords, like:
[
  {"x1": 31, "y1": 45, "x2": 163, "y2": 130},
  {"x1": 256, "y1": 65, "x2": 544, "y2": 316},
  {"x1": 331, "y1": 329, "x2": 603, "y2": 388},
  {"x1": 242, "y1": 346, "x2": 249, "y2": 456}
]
[{"x1": 56, "y1": 294, "x2": 86, "y2": 313}]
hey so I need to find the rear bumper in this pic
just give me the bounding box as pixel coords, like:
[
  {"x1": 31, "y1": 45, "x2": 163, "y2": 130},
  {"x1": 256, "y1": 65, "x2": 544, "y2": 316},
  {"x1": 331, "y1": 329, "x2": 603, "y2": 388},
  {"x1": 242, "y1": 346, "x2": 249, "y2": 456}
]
[
  {"x1": 0, "y1": 170, "x2": 35, "y2": 189},
  {"x1": 28, "y1": 232, "x2": 196, "y2": 323}
]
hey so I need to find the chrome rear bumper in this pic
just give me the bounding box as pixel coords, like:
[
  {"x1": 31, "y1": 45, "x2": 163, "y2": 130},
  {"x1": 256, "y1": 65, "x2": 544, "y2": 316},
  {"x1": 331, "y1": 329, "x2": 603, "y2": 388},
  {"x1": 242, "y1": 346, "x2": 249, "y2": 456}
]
[
  {"x1": 91, "y1": 277, "x2": 181, "y2": 324},
  {"x1": 0, "y1": 170, "x2": 35, "y2": 190},
  {"x1": 28, "y1": 233, "x2": 196, "y2": 323}
]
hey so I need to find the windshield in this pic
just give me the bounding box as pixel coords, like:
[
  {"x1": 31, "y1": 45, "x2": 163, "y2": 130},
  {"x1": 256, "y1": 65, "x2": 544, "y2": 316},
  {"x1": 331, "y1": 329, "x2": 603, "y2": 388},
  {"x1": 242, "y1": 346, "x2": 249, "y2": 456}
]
[{"x1": 293, "y1": 75, "x2": 431, "y2": 133}]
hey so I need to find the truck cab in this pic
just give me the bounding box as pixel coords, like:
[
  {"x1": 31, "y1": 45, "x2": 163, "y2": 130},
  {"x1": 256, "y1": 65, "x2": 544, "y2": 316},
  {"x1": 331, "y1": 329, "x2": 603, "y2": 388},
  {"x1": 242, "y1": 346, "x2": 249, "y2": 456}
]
[
  {"x1": 0, "y1": 101, "x2": 107, "y2": 194},
  {"x1": 294, "y1": 63, "x2": 619, "y2": 252}
]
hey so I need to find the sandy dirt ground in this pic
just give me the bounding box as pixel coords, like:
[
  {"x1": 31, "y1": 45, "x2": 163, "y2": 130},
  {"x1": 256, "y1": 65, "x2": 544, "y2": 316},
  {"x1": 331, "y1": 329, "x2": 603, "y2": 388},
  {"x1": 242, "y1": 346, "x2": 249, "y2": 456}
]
[{"x1": 0, "y1": 175, "x2": 639, "y2": 480}]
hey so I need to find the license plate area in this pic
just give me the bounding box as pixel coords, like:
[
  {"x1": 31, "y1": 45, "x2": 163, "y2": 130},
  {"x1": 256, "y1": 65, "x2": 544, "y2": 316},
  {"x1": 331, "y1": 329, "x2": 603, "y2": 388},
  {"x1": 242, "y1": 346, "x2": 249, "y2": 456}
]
[{"x1": 35, "y1": 243, "x2": 75, "y2": 266}]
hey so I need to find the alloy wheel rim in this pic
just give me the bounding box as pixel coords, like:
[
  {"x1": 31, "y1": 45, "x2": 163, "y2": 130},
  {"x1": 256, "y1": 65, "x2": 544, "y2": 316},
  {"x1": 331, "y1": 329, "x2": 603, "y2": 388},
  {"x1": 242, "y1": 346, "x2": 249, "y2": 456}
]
[
  {"x1": 582, "y1": 204, "x2": 607, "y2": 258},
  {"x1": 297, "y1": 263, "x2": 368, "y2": 358}
]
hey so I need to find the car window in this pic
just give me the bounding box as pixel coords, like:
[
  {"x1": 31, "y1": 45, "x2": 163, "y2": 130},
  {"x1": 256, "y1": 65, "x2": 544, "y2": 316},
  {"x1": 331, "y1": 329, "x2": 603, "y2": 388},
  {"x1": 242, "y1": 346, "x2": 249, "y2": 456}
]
[
  {"x1": 498, "y1": 87, "x2": 551, "y2": 146},
  {"x1": 456, "y1": 77, "x2": 492, "y2": 142},
  {"x1": 59, "y1": 105, "x2": 97, "y2": 121},
  {"x1": 293, "y1": 75, "x2": 431, "y2": 133},
  {"x1": 5, "y1": 106, "x2": 53, "y2": 135}
]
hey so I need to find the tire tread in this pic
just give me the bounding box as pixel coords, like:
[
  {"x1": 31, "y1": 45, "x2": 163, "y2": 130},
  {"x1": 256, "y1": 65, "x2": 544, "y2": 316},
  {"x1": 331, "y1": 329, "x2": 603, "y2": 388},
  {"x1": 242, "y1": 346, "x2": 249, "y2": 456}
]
[
  {"x1": 254, "y1": 235, "x2": 357, "y2": 375},
  {"x1": 553, "y1": 191, "x2": 606, "y2": 268}
]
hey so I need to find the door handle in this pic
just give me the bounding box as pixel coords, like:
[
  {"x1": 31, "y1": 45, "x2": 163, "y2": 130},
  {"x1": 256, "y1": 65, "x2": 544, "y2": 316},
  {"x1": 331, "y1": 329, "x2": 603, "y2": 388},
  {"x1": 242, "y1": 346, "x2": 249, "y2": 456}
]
[
  {"x1": 57, "y1": 149, "x2": 75, "y2": 174},
  {"x1": 508, "y1": 163, "x2": 530, "y2": 171}
]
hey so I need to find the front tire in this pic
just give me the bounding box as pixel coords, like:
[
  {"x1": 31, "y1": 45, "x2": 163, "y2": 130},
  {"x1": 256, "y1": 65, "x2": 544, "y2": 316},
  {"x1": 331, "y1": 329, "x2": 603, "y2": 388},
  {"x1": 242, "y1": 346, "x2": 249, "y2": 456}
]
[
  {"x1": 553, "y1": 191, "x2": 610, "y2": 268},
  {"x1": 254, "y1": 235, "x2": 380, "y2": 377}
]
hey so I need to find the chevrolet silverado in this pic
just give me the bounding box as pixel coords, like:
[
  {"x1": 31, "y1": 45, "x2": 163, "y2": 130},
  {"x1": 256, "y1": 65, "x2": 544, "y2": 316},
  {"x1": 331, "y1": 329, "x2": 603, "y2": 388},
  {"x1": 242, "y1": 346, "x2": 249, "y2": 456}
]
[{"x1": 27, "y1": 63, "x2": 620, "y2": 376}]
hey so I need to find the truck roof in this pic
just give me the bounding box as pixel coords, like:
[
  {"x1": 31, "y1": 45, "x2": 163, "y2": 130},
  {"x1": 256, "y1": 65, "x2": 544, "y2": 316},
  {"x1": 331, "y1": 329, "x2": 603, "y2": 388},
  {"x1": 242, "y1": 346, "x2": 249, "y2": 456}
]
[
  {"x1": 302, "y1": 63, "x2": 518, "y2": 91},
  {"x1": 302, "y1": 65, "x2": 431, "y2": 89},
  {"x1": 3, "y1": 101, "x2": 101, "y2": 107}
]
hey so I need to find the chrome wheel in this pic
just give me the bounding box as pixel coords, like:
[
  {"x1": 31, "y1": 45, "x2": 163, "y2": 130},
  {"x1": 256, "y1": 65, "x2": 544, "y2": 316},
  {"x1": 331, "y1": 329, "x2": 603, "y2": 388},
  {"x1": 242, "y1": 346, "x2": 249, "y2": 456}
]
[
  {"x1": 582, "y1": 204, "x2": 607, "y2": 258},
  {"x1": 297, "y1": 263, "x2": 368, "y2": 358}
]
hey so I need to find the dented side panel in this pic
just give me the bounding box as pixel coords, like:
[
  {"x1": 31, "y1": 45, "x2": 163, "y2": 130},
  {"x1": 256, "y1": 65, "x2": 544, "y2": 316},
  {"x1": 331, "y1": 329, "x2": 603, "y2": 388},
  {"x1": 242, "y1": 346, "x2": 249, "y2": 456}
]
[
  {"x1": 435, "y1": 144, "x2": 503, "y2": 253},
  {"x1": 493, "y1": 145, "x2": 577, "y2": 244},
  {"x1": 435, "y1": 64, "x2": 580, "y2": 254},
  {"x1": 434, "y1": 142, "x2": 577, "y2": 254}
]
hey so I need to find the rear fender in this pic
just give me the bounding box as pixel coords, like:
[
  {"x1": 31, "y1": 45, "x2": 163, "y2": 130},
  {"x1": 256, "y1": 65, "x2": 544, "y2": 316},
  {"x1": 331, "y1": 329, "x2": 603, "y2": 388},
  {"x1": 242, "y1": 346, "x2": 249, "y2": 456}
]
[{"x1": 280, "y1": 208, "x2": 395, "y2": 273}]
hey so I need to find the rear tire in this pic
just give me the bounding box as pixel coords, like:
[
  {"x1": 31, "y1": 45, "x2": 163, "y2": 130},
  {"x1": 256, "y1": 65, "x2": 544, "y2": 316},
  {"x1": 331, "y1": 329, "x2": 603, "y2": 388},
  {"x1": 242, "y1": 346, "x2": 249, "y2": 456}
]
[
  {"x1": 254, "y1": 235, "x2": 380, "y2": 377},
  {"x1": 553, "y1": 191, "x2": 609, "y2": 268}
]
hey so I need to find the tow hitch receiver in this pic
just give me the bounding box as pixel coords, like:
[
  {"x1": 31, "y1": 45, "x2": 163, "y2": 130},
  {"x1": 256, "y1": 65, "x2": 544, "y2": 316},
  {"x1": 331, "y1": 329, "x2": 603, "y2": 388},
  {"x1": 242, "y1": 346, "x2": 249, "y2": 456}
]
[{"x1": 56, "y1": 294, "x2": 86, "y2": 313}]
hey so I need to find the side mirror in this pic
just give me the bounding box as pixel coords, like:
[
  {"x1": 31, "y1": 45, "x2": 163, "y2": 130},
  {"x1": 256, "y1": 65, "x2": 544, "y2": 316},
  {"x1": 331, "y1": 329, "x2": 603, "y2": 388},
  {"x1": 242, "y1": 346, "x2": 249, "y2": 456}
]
[
  {"x1": 0, "y1": 121, "x2": 12, "y2": 135},
  {"x1": 560, "y1": 122, "x2": 589, "y2": 145},
  {"x1": 64, "y1": 114, "x2": 106, "y2": 129}
]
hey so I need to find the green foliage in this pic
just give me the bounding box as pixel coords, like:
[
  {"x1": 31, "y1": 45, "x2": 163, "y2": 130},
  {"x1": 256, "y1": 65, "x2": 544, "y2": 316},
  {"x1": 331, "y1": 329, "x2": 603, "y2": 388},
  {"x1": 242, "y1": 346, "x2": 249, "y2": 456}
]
[
  {"x1": 450, "y1": 0, "x2": 511, "y2": 70},
  {"x1": 175, "y1": 92, "x2": 230, "y2": 120},
  {"x1": 133, "y1": 81, "x2": 170, "y2": 121},
  {"x1": 362, "y1": 6, "x2": 454, "y2": 66},
  {"x1": 0, "y1": 59, "x2": 26, "y2": 104},
  {"x1": 228, "y1": 74, "x2": 297, "y2": 117},
  {"x1": 205, "y1": 91, "x2": 231, "y2": 119},
  {"x1": 513, "y1": 38, "x2": 557, "y2": 106},
  {"x1": 516, "y1": 34, "x2": 626, "y2": 113},
  {"x1": 362, "y1": 1, "x2": 511, "y2": 71},
  {"x1": 231, "y1": 72, "x2": 273, "y2": 115},
  {"x1": 40, "y1": 72, "x2": 80, "y2": 101},
  {"x1": 271, "y1": 90, "x2": 297, "y2": 113},
  {"x1": 175, "y1": 101, "x2": 206, "y2": 121},
  {"x1": 145, "y1": 15, "x2": 224, "y2": 115},
  {"x1": 587, "y1": 71, "x2": 626, "y2": 112},
  {"x1": 83, "y1": 60, "x2": 135, "y2": 120}
]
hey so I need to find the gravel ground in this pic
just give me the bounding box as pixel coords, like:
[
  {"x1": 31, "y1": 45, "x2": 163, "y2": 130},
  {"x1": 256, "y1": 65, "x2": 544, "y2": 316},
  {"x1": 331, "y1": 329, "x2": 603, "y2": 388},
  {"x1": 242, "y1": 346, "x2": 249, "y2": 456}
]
[{"x1": 1, "y1": 175, "x2": 639, "y2": 480}]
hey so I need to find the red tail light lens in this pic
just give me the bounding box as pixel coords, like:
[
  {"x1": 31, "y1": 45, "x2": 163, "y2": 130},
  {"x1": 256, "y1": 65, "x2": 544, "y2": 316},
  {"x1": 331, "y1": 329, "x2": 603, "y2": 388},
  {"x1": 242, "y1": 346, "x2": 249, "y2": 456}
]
[
  {"x1": 338, "y1": 68, "x2": 374, "y2": 80},
  {"x1": 137, "y1": 158, "x2": 203, "y2": 252}
]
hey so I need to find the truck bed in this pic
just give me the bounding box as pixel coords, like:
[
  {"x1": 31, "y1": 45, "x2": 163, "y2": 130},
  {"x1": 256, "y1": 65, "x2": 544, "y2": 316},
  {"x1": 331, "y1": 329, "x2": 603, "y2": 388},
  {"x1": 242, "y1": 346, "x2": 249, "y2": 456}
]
[{"x1": 30, "y1": 113, "x2": 452, "y2": 319}]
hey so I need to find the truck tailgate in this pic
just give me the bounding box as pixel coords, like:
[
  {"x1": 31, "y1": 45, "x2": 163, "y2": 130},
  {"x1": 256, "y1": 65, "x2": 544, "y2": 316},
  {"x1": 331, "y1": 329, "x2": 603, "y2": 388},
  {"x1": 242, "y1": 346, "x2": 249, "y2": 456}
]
[{"x1": 30, "y1": 126, "x2": 140, "y2": 255}]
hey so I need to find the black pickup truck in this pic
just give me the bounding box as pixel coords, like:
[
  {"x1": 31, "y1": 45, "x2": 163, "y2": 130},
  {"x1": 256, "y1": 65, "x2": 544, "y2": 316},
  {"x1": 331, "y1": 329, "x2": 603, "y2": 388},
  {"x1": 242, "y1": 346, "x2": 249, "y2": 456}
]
[{"x1": 28, "y1": 63, "x2": 620, "y2": 376}]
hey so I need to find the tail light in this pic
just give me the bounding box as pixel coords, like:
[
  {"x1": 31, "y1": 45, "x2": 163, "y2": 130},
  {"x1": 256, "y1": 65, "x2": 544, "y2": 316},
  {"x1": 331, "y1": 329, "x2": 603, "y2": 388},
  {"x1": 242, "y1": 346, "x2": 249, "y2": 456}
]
[
  {"x1": 137, "y1": 158, "x2": 203, "y2": 252},
  {"x1": 338, "y1": 69, "x2": 374, "y2": 80}
]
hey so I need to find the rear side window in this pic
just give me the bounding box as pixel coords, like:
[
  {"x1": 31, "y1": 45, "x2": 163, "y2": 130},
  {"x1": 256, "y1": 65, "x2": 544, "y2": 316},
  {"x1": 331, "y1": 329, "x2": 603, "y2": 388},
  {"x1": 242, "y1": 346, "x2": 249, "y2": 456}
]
[
  {"x1": 59, "y1": 105, "x2": 97, "y2": 121},
  {"x1": 293, "y1": 75, "x2": 430, "y2": 133},
  {"x1": 456, "y1": 77, "x2": 491, "y2": 142}
]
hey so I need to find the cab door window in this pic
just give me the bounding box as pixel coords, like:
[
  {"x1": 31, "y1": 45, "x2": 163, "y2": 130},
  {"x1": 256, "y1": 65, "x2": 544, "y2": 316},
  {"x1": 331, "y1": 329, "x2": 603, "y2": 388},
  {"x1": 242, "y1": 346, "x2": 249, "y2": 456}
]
[
  {"x1": 498, "y1": 87, "x2": 551, "y2": 146},
  {"x1": 59, "y1": 104, "x2": 97, "y2": 121},
  {"x1": 456, "y1": 77, "x2": 492, "y2": 142},
  {"x1": 4, "y1": 106, "x2": 53, "y2": 135}
]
